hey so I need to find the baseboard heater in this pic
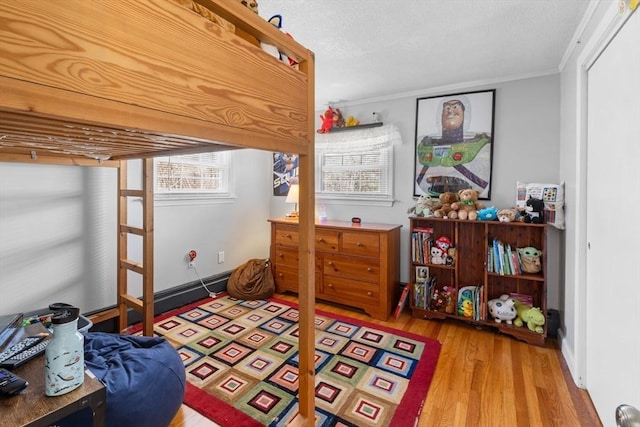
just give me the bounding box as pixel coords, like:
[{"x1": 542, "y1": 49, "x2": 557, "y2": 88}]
[{"x1": 86, "y1": 271, "x2": 231, "y2": 333}]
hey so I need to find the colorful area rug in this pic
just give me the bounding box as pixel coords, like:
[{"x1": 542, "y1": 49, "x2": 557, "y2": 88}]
[{"x1": 135, "y1": 295, "x2": 441, "y2": 426}]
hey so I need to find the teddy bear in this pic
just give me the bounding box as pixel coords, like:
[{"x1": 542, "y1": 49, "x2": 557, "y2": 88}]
[
  {"x1": 487, "y1": 294, "x2": 517, "y2": 324},
  {"x1": 497, "y1": 208, "x2": 524, "y2": 223},
  {"x1": 513, "y1": 300, "x2": 545, "y2": 333},
  {"x1": 451, "y1": 189, "x2": 484, "y2": 220},
  {"x1": 432, "y1": 192, "x2": 459, "y2": 219}
]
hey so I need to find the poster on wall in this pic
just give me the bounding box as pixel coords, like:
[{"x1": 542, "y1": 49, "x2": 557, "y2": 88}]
[
  {"x1": 414, "y1": 89, "x2": 495, "y2": 200},
  {"x1": 273, "y1": 152, "x2": 299, "y2": 196}
]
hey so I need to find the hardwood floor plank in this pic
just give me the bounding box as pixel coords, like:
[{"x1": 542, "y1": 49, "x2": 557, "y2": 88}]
[{"x1": 170, "y1": 294, "x2": 602, "y2": 427}]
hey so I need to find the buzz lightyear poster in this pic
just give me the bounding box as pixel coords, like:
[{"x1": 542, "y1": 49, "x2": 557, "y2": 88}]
[{"x1": 414, "y1": 89, "x2": 495, "y2": 199}]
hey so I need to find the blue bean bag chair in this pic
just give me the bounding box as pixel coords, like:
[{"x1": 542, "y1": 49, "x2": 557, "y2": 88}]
[{"x1": 83, "y1": 332, "x2": 186, "y2": 427}]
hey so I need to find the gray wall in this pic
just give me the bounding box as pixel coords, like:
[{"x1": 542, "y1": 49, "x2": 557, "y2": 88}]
[
  {"x1": 0, "y1": 149, "x2": 272, "y2": 314},
  {"x1": 273, "y1": 74, "x2": 563, "y2": 309}
]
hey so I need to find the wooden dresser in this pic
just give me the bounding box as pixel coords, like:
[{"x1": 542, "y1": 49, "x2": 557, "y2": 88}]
[{"x1": 269, "y1": 218, "x2": 402, "y2": 320}]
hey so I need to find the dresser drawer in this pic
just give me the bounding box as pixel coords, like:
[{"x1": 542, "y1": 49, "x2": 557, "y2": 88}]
[
  {"x1": 272, "y1": 246, "x2": 298, "y2": 268},
  {"x1": 323, "y1": 254, "x2": 379, "y2": 283},
  {"x1": 322, "y1": 275, "x2": 379, "y2": 305},
  {"x1": 315, "y1": 229, "x2": 339, "y2": 252},
  {"x1": 272, "y1": 264, "x2": 298, "y2": 293},
  {"x1": 341, "y1": 231, "x2": 380, "y2": 258},
  {"x1": 274, "y1": 225, "x2": 298, "y2": 247}
]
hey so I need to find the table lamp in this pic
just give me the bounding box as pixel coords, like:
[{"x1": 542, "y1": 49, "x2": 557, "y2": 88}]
[{"x1": 285, "y1": 183, "x2": 299, "y2": 218}]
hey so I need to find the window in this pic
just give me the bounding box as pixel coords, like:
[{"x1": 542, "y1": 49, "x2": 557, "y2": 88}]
[
  {"x1": 155, "y1": 152, "x2": 232, "y2": 203},
  {"x1": 315, "y1": 124, "x2": 401, "y2": 205}
]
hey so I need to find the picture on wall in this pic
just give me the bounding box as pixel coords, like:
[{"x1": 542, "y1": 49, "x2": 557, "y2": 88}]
[
  {"x1": 414, "y1": 89, "x2": 495, "y2": 199},
  {"x1": 273, "y1": 152, "x2": 299, "y2": 196}
]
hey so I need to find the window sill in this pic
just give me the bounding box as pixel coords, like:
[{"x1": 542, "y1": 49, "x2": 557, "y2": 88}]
[
  {"x1": 316, "y1": 195, "x2": 395, "y2": 207},
  {"x1": 155, "y1": 193, "x2": 236, "y2": 207}
]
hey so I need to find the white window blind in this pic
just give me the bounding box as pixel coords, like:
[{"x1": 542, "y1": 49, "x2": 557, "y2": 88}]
[
  {"x1": 155, "y1": 152, "x2": 231, "y2": 199},
  {"x1": 315, "y1": 123, "x2": 401, "y2": 204}
]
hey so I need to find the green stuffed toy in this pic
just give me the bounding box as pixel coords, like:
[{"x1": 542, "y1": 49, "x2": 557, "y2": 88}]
[{"x1": 513, "y1": 300, "x2": 545, "y2": 334}]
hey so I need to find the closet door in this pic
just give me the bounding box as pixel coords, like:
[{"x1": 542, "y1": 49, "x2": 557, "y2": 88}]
[{"x1": 586, "y1": 9, "x2": 639, "y2": 425}]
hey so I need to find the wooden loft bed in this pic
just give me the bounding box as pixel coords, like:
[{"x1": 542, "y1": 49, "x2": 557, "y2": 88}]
[{"x1": 0, "y1": 0, "x2": 317, "y2": 422}]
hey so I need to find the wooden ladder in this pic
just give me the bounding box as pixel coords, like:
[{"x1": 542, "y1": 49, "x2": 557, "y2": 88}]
[
  {"x1": 89, "y1": 159, "x2": 155, "y2": 335},
  {"x1": 116, "y1": 159, "x2": 155, "y2": 335}
]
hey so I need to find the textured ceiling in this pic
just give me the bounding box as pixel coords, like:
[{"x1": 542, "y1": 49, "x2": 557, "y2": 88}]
[{"x1": 259, "y1": 0, "x2": 590, "y2": 109}]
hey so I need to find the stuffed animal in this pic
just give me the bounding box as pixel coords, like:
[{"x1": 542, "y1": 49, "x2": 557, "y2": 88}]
[
  {"x1": 497, "y1": 208, "x2": 524, "y2": 223},
  {"x1": 442, "y1": 286, "x2": 456, "y2": 314},
  {"x1": 487, "y1": 294, "x2": 517, "y2": 324},
  {"x1": 346, "y1": 115, "x2": 360, "y2": 127},
  {"x1": 432, "y1": 192, "x2": 459, "y2": 219},
  {"x1": 524, "y1": 196, "x2": 545, "y2": 224},
  {"x1": 477, "y1": 206, "x2": 498, "y2": 221},
  {"x1": 430, "y1": 288, "x2": 446, "y2": 312},
  {"x1": 445, "y1": 247, "x2": 456, "y2": 266},
  {"x1": 513, "y1": 300, "x2": 545, "y2": 333},
  {"x1": 451, "y1": 189, "x2": 484, "y2": 220},
  {"x1": 407, "y1": 195, "x2": 436, "y2": 217},
  {"x1": 430, "y1": 246, "x2": 447, "y2": 265},
  {"x1": 317, "y1": 106, "x2": 335, "y2": 133},
  {"x1": 518, "y1": 246, "x2": 542, "y2": 273},
  {"x1": 435, "y1": 236, "x2": 452, "y2": 252},
  {"x1": 260, "y1": 15, "x2": 299, "y2": 68},
  {"x1": 332, "y1": 108, "x2": 345, "y2": 128}
]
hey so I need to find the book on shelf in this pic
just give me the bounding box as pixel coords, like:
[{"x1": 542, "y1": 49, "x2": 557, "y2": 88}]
[
  {"x1": 393, "y1": 284, "x2": 411, "y2": 319},
  {"x1": 457, "y1": 284, "x2": 484, "y2": 320}
]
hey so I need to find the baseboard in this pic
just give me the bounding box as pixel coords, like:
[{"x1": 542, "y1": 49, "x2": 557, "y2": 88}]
[{"x1": 87, "y1": 271, "x2": 231, "y2": 333}]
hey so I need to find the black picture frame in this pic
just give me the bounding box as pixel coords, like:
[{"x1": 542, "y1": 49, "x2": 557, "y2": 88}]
[{"x1": 414, "y1": 89, "x2": 495, "y2": 200}]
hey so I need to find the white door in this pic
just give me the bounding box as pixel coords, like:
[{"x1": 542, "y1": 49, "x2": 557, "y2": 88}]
[{"x1": 586, "y1": 9, "x2": 640, "y2": 426}]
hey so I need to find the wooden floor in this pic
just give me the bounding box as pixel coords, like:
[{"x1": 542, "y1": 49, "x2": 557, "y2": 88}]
[{"x1": 170, "y1": 293, "x2": 602, "y2": 427}]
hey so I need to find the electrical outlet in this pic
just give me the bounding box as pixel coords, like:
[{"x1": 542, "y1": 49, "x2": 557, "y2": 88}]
[{"x1": 218, "y1": 251, "x2": 225, "y2": 264}]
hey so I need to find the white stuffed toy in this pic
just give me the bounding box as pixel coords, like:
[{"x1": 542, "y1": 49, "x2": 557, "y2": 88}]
[
  {"x1": 261, "y1": 15, "x2": 298, "y2": 69},
  {"x1": 487, "y1": 294, "x2": 517, "y2": 324}
]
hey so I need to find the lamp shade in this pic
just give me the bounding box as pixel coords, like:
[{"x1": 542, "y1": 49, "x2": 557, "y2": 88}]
[{"x1": 285, "y1": 184, "x2": 299, "y2": 204}]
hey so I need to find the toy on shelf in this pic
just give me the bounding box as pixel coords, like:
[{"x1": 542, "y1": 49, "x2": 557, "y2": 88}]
[
  {"x1": 517, "y1": 246, "x2": 542, "y2": 273},
  {"x1": 407, "y1": 194, "x2": 437, "y2": 217},
  {"x1": 432, "y1": 192, "x2": 459, "y2": 219},
  {"x1": 487, "y1": 294, "x2": 517, "y2": 324},
  {"x1": 497, "y1": 208, "x2": 524, "y2": 223},
  {"x1": 430, "y1": 246, "x2": 447, "y2": 265},
  {"x1": 451, "y1": 189, "x2": 484, "y2": 220},
  {"x1": 477, "y1": 206, "x2": 498, "y2": 221},
  {"x1": 346, "y1": 115, "x2": 360, "y2": 127},
  {"x1": 332, "y1": 108, "x2": 345, "y2": 128},
  {"x1": 318, "y1": 106, "x2": 335, "y2": 133},
  {"x1": 523, "y1": 196, "x2": 545, "y2": 223},
  {"x1": 513, "y1": 300, "x2": 545, "y2": 333}
]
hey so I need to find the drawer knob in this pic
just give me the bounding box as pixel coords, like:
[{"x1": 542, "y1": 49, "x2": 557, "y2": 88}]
[
  {"x1": 285, "y1": 234, "x2": 292, "y2": 239},
  {"x1": 367, "y1": 267, "x2": 373, "y2": 272},
  {"x1": 318, "y1": 238, "x2": 325, "y2": 243},
  {"x1": 367, "y1": 291, "x2": 372, "y2": 296},
  {"x1": 328, "y1": 283, "x2": 334, "y2": 288},
  {"x1": 357, "y1": 242, "x2": 363, "y2": 247},
  {"x1": 278, "y1": 273, "x2": 284, "y2": 278},
  {"x1": 328, "y1": 261, "x2": 333, "y2": 266},
  {"x1": 278, "y1": 253, "x2": 284, "y2": 258}
]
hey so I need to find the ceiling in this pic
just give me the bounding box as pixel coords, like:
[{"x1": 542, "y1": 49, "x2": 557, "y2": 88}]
[{"x1": 259, "y1": 0, "x2": 591, "y2": 109}]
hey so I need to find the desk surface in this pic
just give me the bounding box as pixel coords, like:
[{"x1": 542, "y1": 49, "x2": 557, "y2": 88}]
[{"x1": 0, "y1": 326, "x2": 105, "y2": 427}]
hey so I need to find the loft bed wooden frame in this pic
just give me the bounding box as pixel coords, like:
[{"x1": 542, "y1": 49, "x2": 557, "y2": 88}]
[{"x1": 0, "y1": 0, "x2": 317, "y2": 422}]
